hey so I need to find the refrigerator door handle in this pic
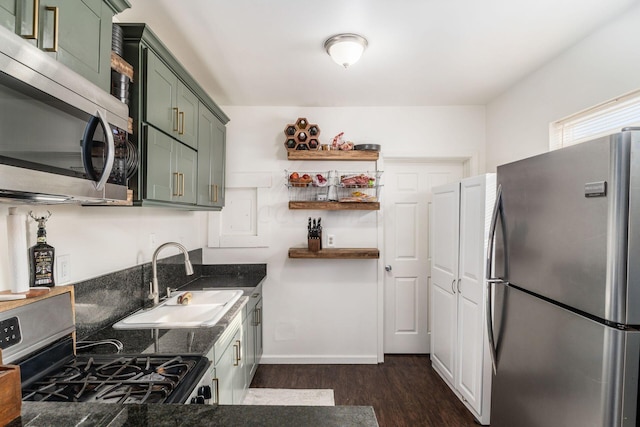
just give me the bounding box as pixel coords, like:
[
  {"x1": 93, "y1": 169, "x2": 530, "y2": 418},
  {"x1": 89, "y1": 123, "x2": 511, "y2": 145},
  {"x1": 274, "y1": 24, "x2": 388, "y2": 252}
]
[
  {"x1": 486, "y1": 278, "x2": 500, "y2": 374},
  {"x1": 486, "y1": 184, "x2": 503, "y2": 282},
  {"x1": 486, "y1": 183, "x2": 507, "y2": 374}
]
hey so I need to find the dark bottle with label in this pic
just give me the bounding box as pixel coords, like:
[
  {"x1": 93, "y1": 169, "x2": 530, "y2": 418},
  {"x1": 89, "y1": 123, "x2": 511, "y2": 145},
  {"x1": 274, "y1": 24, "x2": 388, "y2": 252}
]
[{"x1": 29, "y1": 212, "x2": 55, "y2": 287}]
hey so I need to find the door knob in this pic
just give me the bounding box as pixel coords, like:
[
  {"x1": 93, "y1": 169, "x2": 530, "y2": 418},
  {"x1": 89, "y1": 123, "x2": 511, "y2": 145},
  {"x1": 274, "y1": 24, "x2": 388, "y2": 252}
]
[{"x1": 385, "y1": 265, "x2": 392, "y2": 272}]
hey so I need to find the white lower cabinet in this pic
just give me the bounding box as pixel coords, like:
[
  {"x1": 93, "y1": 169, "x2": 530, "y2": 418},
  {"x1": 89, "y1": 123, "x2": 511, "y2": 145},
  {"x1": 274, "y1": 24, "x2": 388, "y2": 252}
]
[{"x1": 430, "y1": 174, "x2": 495, "y2": 425}]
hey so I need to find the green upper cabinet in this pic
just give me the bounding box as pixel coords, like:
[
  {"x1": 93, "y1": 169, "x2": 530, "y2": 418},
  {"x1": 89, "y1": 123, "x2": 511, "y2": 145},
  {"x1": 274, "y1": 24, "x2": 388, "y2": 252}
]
[
  {"x1": 197, "y1": 103, "x2": 226, "y2": 208},
  {"x1": 122, "y1": 24, "x2": 229, "y2": 210},
  {"x1": 145, "y1": 125, "x2": 197, "y2": 205},
  {"x1": 0, "y1": 0, "x2": 16, "y2": 32},
  {"x1": 146, "y1": 49, "x2": 178, "y2": 136},
  {"x1": 145, "y1": 49, "x2": 198, "y2": 149},
  {"x1": 11, "y1": 0, "x2": 122, "y2": 90}
]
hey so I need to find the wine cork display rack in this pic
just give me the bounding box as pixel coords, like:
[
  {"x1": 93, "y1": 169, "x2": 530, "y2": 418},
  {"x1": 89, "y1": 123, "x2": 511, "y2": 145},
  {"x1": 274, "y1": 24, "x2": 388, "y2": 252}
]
[{"x1": 284, "y1": 118, "x2": 321, "y2": 151}]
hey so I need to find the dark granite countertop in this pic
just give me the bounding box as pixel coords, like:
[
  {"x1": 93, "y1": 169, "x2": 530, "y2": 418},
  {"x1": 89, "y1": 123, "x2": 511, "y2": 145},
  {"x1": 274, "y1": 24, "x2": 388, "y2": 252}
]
[
  {"x1": 11, "y1": 402, "x2": 379, "y2": 427},
  {"x1": 78, "y1": 278, "x2": 264, "y2": 356},
  {"x1": 39, "y1": 263, "x2": 378, "y2": 426}
]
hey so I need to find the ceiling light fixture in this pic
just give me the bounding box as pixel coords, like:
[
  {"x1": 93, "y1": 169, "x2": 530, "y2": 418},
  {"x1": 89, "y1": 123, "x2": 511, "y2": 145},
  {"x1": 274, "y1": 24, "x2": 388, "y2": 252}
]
[{"x1": 324, "y1": 33, "x2": 368, "y2": 69}]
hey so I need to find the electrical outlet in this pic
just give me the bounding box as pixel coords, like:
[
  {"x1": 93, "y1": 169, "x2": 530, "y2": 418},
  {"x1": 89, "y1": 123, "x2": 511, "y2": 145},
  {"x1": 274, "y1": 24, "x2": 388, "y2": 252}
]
[
  {"x1": 57, "y1": 254, "x2": 71, "y2": 283},
  {"x1": 327, "y1": 234, "x2": 335, "y2": 248}
]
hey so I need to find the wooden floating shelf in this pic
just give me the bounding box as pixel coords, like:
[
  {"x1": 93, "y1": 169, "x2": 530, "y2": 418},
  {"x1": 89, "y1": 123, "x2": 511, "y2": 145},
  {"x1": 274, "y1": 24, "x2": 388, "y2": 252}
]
[
  {"x1": 289, "y1": 201, "x2": 380, "y2": 210},
  {"x1": 288, "y1": 248, "x2": 380, "y2": 259},
  {"x1": 287, "y1": 150, "x2": 379, "y2": 161}
]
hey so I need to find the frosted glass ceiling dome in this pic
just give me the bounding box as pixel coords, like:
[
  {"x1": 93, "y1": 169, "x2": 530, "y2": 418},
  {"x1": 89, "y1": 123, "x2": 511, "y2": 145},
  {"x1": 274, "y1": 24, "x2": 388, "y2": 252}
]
[{"x1": 324, "y1": 33, "x2": 368, "y2": 69}]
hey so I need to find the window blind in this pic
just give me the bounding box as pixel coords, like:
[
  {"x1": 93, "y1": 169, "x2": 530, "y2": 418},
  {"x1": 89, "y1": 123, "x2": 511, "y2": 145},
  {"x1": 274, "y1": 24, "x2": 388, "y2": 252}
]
[{"x1": 549, "y1": 89, "x2": 640, "y2": 150}]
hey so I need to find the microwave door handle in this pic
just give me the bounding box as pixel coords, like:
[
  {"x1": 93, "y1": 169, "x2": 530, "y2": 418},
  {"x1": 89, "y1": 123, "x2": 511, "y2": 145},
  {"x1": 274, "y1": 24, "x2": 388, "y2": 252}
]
[
  {"x1": 81, "y1": 114, "x2": 100, "y2": 181},
  {"x1": 94, "y1": 110, "x2": 114, "y2": 191}
]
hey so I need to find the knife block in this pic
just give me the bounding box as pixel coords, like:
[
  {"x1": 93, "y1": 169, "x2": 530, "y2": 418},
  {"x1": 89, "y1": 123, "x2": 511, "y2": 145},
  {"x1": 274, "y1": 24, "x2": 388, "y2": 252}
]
[
  {"x1": 308, "y1": 237, "x2": 321, "y2": 252},
  {"x1": 0, "y1": 365, "x2": 21, "y2": 425}
]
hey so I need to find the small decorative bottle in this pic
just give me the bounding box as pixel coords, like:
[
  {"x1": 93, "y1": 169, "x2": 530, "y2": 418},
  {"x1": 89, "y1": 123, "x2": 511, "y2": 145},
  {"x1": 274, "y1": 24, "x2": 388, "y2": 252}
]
[{"x1": 29, "y1": 211, "x2": 55, "y2": 287}]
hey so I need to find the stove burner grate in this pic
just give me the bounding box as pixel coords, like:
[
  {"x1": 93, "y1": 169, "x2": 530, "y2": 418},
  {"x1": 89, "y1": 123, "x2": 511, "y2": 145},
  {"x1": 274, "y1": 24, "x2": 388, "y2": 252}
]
[{"x1": 22, "y1": 355, "x2": 196, "y2": 404}]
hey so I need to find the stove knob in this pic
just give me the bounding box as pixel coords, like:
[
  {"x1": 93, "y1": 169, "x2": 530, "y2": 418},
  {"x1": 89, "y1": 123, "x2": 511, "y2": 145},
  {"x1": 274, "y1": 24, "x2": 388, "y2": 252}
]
[
  {"x1": 198, "y1": 385, "x2": 212, "y2": 399},
  {"x1": 191, "y1": 396, "x2": 205, "y2": 404}
]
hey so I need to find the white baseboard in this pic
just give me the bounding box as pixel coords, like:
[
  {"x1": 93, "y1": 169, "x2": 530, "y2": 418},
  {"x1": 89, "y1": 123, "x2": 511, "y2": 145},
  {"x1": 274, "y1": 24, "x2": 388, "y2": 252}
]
[{"x1": 260, "y1": 355, "x2": 379, "y2": 364}]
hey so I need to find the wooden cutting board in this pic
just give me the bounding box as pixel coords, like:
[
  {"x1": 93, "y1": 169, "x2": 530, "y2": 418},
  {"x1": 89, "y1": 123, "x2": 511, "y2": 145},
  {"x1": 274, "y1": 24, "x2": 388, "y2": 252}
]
[{"x1": 0, "y1": 365, "x2": 21, "y2": 425}]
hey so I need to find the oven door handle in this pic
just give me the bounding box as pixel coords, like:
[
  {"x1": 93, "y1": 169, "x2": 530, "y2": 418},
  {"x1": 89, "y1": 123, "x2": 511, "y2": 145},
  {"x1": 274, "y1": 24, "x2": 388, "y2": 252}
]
[{"x1": 81, "y1": 110, "x2": 115, "y2": 191}]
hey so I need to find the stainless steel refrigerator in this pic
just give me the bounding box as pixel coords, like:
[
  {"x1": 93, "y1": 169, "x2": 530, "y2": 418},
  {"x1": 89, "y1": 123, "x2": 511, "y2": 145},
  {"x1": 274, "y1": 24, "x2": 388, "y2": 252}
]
[{"x1": 486, "y1": 127, "x2": 640, "y2": 427}]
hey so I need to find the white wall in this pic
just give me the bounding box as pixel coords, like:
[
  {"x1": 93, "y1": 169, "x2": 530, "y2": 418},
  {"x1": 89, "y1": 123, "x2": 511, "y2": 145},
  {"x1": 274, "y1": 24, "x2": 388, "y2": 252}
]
[
  {"x1": 486, "y1": 3, "x2": 640, "y2": 171},
  {"x1": 0, "y1": 205, "x2": 207, "y2": 291},
  {"x1": 204, "y1": 106, "x2": 485, "y2": 363}
]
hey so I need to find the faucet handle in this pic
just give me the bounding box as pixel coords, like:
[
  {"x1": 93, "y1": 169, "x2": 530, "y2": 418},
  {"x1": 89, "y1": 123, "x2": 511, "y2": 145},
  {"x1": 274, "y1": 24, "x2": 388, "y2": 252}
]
[{"x1": 148, "y1": 281, "x2": 156, "y2": 300}]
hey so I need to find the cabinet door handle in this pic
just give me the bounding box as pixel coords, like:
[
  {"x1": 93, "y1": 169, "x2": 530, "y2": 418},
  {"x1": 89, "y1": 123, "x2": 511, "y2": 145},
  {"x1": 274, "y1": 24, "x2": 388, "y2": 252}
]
[
  {"x1": 212, "y1": 378, "x2": 219, "y2": 404},
  {"x1": 257, "y1": 307, "x2": 261, "y2": 326},
  {"x1": 451, "y1": 279, "x2": 456, "y2": 294},
  {"x1": 233, "y1": 343, "x2": 239, "y2": 366},
  {"x1": 179, "y1": 111, "x2": 185, "y2": 135},
  {"x1": 236, "y1": 339, "x2": 242, "y2": 361},
  {"x1": 173, "y1": 108, "x2": 179, "y2": 131},
  {"x1": 180, "y1": 173, "x2": 185, "y2": 196},
  {"x1": 213, "y1": 184, "x2": 218, "y2": 203},
  {"x1": 173, "y1": 172, "x2": 180, "y2": 196},
  {"x1": 21, "y1": 0, "x2": 39, "y2": 39},
  {"x1": 43, "y1": 6, "x2": 58, "y2": 52}
]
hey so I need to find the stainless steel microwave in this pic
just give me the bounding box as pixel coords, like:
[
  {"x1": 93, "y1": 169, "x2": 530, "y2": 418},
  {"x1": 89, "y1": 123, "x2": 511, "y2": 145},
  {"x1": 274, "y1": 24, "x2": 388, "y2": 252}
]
[{"x1": 0, "y1": 25, "x2": 131, "y2": 205}]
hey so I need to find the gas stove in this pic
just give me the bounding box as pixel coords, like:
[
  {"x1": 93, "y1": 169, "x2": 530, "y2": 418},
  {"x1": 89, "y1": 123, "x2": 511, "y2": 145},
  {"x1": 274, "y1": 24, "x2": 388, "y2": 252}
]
[{"x1": 0, "y1": 292, "x2": 213, "y2": 405}]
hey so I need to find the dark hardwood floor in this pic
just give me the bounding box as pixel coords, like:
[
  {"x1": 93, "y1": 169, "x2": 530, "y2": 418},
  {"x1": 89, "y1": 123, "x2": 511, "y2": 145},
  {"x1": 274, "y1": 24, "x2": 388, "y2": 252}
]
[{"x1": 250, "y1": 355, "x2": 479, "y2": 427}]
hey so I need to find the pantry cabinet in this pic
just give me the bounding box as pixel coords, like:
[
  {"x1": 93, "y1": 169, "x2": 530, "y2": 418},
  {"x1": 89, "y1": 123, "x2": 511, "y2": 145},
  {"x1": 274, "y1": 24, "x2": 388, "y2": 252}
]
[
  {"x1": 122, "y1": 23, "x2": 229, "y2": 210},
  {"x1": 430, "y1": 173, "x2": 495, "y2": 425}
]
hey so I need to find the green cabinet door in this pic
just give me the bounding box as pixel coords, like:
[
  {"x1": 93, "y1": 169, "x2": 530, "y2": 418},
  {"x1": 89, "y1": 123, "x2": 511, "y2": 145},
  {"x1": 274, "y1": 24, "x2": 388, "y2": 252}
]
[
  {"x1": 211, "y1": 115, "x2": 226, "y2": 208},
  {"x1": 214, "y1": 326, "x2": 240, "y2": 405},
  {"x1": 253, "y1": 298, "x2": 263, "y2": 377},
  {"x1": 232, "y1": 325, "x2": 246, "y2": 404},
  {"x1": 176, "y1": 81, "x2": 198, "y2": 149},
  {"x1": 0, "y1": 0, "x2": 16, "y2": 32},
  {"x1": 146, "y1": 50, "x2": 198, "y2": 148},
  {"x1": 145, "y1": 126, "x2": 174, "y2": 202},
  {"x1": 145, "y1": 126, "x2": 196, "y2": 204},
  {"x1": 197, "y1": 103, "x2": 226, "y2": 208},
  {"x1": 175, "y1": 142, "x2": 197, "y2": 204},
  {"x1": 244, "y1": 307, "x2": 256, "y2": 384},
  {"x1": 146, "y1": 49, "x2": 178, "y2": 136},
  {"x1": 6, "y1": 0, "x2": 112, "y2": 89}
]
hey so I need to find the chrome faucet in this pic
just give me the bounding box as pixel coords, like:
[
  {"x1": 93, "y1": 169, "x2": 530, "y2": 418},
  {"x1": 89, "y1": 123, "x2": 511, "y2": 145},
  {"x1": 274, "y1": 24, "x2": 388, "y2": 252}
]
[{"x1": 149, "y1": 242, "x2": 194, "y2": 306}]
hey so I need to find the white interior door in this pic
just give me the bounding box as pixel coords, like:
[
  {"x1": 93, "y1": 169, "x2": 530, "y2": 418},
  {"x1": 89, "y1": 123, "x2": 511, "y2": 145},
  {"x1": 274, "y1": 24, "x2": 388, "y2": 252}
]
[{"x1": 383, "y1": 161, "x2": 464, "y2": 353}]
